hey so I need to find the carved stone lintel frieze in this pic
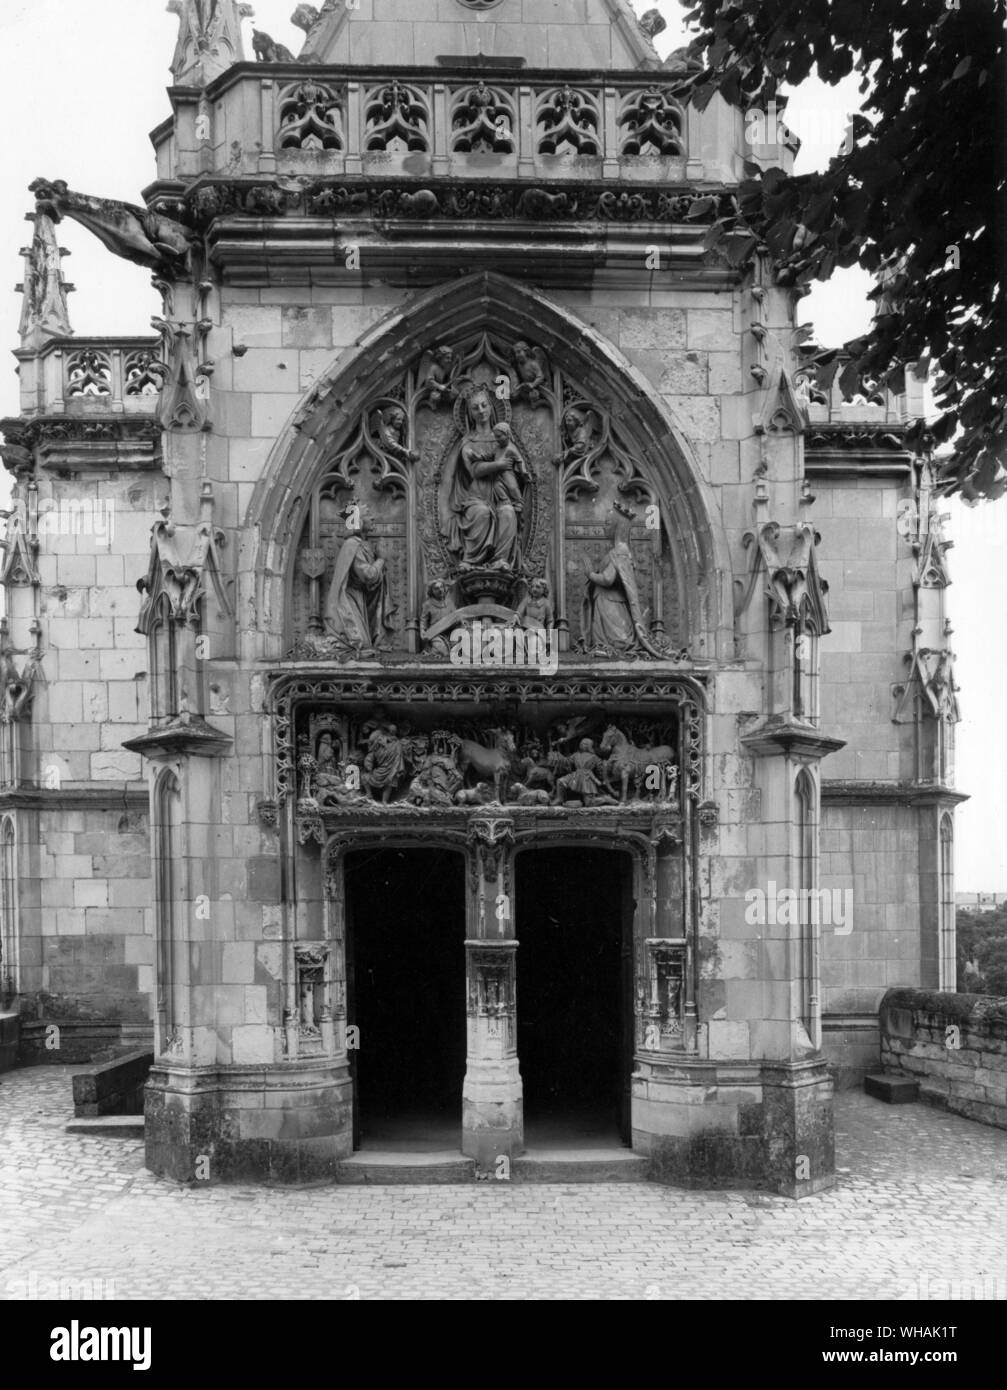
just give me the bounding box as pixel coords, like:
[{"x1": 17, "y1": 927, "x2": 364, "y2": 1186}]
[{"x1": 184, "y1": 179, "x2": 736, "y2": 229}]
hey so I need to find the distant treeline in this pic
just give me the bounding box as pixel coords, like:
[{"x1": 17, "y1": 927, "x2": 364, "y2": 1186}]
[{"x1": 957, "y1": 907, "x2": 1007, "y2": 995}]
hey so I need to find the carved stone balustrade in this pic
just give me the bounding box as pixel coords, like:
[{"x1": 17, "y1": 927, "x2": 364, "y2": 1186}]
[
  {"x1": 3, "y1": 337, "x2": 163, "y2": 472},
  {"x1": 152, "y1": 66, "x2": 710, "y2": 186},
  {"x1": 802, "y1": 352, "x2": 926, "y2": 467}
]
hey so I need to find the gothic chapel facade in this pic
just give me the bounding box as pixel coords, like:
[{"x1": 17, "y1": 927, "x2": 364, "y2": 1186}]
[{"x1": 0, "y1": 0, "x2": 962, "y2": 1193}]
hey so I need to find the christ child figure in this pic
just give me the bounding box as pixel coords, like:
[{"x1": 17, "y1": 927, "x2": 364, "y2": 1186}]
[{"x1": 490, "y1": 422, "x2": 526, "y2": 513}]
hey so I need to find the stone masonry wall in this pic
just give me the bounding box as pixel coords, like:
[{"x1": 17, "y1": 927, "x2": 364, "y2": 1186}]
[
  {"x1": 815, "y1": 474, "x2": 916, "y2": 785},
  {"x1": 15, "y1": 468, "x2": 156, "y2": 1037},
  {"x1": 880, "y1": 987, "x2": 1007, "y2": 1131},
  {"x1": 820, "y1": 802, "x2": 924, "y2": 1015}
]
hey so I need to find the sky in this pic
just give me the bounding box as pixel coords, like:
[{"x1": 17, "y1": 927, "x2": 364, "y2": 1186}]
[{"x1": 0, "y1": 0, "x2": 1003, "y2": 886}]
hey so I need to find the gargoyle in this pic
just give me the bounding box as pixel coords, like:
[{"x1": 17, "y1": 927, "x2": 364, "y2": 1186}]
[
  {"x1": 29, "y1": 180, "x2": 193, "y2": 274},
  {"x1": 252, "y1": 29, "x2": 297, "y2": 62}
]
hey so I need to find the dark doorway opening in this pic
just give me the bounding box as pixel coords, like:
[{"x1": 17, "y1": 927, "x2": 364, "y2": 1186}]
[
  {"x1": 345, "y1": 847, "x2": 466, "y2": 1151},
  {"x1": 516, "y1": 847, "x2": 633, "y2": 1148}
]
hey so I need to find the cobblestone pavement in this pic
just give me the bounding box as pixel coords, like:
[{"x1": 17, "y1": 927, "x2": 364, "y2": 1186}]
[{"x1": 1, "y1": 1066, "x2": 1006, "y2": 1301}]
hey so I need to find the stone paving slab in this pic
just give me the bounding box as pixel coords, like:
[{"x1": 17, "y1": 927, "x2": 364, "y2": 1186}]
[{"x1": 1, "y1": 1066, "x2": 1006, "y2": 1300}]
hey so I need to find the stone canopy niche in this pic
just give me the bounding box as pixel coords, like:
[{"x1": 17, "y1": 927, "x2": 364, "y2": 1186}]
[{"x1": 288, "y1": 328, "x2": 685, "y2": 663}]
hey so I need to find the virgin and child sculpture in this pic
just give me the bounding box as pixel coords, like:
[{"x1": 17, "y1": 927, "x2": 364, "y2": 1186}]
[{"x1": 440, "y1": 387, "x2": 530, "y2": 573}]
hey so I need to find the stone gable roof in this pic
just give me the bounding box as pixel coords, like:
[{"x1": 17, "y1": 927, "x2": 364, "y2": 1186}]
[{"x1": 297, "y1": 0, "x2": 661, "y2": 72}]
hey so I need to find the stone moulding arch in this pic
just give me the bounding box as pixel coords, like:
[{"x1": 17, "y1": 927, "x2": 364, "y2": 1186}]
[{"x1": 241, "y1": 271, "x2": 733, "y2": 662}]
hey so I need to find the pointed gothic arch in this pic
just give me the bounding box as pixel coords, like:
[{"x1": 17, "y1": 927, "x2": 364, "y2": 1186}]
[{"x1": 240, "y1": 272, "x2": 732, "y2": 663}]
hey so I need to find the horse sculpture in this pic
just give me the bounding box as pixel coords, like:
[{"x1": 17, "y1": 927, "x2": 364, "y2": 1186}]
[
  {"x1": 455, "y1": 728, "x2": 516, "y2": 804},
  {"x1": 599, "y1": 724, "x2": 676, "y2": 804}
]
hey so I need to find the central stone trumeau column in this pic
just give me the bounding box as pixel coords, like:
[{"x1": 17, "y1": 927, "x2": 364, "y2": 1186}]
[{"x1": 463, "y1": 815, "x2": 523, "y2": 1168}]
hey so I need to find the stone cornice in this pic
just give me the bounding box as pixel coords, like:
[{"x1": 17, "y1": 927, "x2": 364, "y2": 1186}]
[
  {"x1": 806, "y1": 422, "x2": 908, "y2": 452},
  {"x1": 199, "y1": 63, "x2": 697, "y2": 105},
  {"x1": 0, "y1": 786, "x2": 148, "y2": 811},
  {"x1": 741, "y1": 719, "x2": 846, "y2": 761},
  {"x1": 821, "y1": 779, "x2": 969, "y2": 808},
  {"x1": 0, "y1": 415, "x2": 163, "y2": 474},
  {"x1": 123, "y1": 717, "x2": 233, "y2": 762},
  {"x1": 183, "y1": 178, "x2": 739, "y2": 285}
]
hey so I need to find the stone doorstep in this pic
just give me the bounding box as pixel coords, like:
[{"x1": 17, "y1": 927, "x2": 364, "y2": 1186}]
[
  {"x1": 336, "y1": 1152, "x2": 476, "y2": 1185},
  {"x1": 64, "y1": 1115, "x2": 145, "y2": 1139},
  {"x1": 335, "y1": 1147, "x2": 649, "y2": 1185},
  {"x1": 512, "y1": 1150, "x2": 650, "y2": 1184},
  {"x1": 863, "y1": 1072, "x2": 920, "y2": 1104}
]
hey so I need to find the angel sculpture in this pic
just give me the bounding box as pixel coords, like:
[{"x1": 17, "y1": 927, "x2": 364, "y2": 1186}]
[
  {"x1": 373, "y1": 404, "x2": 418, "y2": 463},
  {"x1": 419, "y1": 345, "x2": 457, "y2": 409},
  {"x1": 559, "y1": 405, "x2": 600, "y2": 463},
  {"x1": 511, "y1": 341, "x2": 550, "y2": 405}
]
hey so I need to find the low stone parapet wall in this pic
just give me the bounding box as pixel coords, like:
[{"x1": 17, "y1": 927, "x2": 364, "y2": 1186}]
[
  {"x1": 72, "y1": 1049, "x2": 154, "y2": 1117},
  {"x1": 880, "y1": 988, "x2": 1007, "y2": 1130}
]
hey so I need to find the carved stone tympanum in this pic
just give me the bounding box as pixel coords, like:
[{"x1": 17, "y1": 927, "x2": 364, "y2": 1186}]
[{"x1": 288, "y1": 327, "x2": 682, "y2": 661}]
